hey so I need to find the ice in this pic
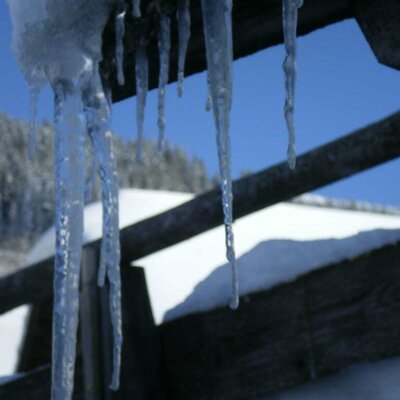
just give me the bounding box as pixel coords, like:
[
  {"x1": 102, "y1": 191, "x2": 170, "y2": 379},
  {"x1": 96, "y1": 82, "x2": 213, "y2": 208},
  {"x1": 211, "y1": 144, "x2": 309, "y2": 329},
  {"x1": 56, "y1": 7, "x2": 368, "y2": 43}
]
[
  {"x1": 7, "y1": 0, "x2": 122, "y2": 398},
  {"x1": 157, "y1": 13, "x2": 171, "y2": 151},
  {"x1": 28, "y1": 86, "x2": 39, "y2": 159},
  {"x1": 282, "y1": 0, "x2": 303, "y2": 169},
  {"x1": 205, "y1": 77, "x2": 212, "y2": 112},
  {"x1": 177, "y1": 0, "x2": 191, "y2": 97},
  {"x1": 135, "y1": 35, "x2": 149, "y2": 162},
  {"x1": 83, "y1": 69, "x2": 122, "y2": 390},
  {"x1": 115, "y1": 2, "x2": 127, "y2": 86},
  {"x1": 201, "y1": 0, "x2": 238, "y2": 309},
  {"x1": 52, "y1": 80, "x2": 86, "y2": 400},
  {"x1": 132, "y1": 0, "x2": 141, "y2": 18}
]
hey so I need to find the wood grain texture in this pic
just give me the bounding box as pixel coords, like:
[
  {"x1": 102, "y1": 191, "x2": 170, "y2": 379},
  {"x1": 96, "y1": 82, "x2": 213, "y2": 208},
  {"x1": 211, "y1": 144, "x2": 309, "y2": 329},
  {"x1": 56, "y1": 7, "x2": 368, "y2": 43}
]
[
  {"x1": 101, "y1": 0, "x2": 354, "y2": 102},
  {"x1": 0, "y1": 363, "x2": 84, "y2": 400},
  {"x1": 355, "y1": 0, "x2": 400, "y2": 70},
  {"x1": 1, "y1": 110, "x2": 400, "y2": 315},
  {"x1": 159, "y1": 243, "x2": 400, "y2": 399},
  {"x1": 111, "y1": 266, "x2": 166, "y2": 400}
]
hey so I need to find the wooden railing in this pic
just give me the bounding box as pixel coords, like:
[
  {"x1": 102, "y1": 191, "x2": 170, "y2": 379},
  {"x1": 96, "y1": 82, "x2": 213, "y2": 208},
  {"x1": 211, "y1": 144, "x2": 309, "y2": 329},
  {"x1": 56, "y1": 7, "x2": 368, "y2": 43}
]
[{"x1": 2, "y1": 0, "x2": 400, "y2": 398}]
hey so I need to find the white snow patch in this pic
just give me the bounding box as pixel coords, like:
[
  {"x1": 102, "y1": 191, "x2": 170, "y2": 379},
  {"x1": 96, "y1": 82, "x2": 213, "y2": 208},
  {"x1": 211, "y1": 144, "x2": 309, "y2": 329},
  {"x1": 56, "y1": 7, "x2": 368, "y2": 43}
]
[
  {"x1": 0, "y1": 305, "x2": 29, "y2": 376},
  {"x1": 28, "y1": 189, "x2": 400, "y2": 325},
  {"x1": 263, "y1": 356, "x2": 400, "y2": 400}
]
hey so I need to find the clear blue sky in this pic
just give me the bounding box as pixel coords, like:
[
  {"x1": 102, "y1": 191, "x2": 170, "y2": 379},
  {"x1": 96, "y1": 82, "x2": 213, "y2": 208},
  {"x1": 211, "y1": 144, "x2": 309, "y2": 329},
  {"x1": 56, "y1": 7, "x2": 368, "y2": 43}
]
[{"x1": 0, "y1": 2, "x2": 399, "y2": 205}]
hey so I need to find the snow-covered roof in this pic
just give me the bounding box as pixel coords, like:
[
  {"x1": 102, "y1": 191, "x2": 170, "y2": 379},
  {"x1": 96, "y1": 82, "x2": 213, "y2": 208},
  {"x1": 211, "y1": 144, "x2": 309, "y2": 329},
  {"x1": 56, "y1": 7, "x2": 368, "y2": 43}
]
[{"x1": 28, "y1": 188, "x2": 400, "y2": 325}]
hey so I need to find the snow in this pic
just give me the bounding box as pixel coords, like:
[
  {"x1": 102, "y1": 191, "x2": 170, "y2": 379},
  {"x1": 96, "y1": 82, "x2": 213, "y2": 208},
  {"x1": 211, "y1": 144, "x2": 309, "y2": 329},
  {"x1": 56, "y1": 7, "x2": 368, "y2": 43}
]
[
  {"x1": 29, "y1": 189, "x2": 193, "y2": 264},
  {"x1": 0, "y1": 306, "x2": 29, "y2": 376},
  {"x1": 7, "y1": 1, "x2": 121, "y2": 396},
  {"x1": 202, "y1": 0, "x2": 238, "y2": 309},
  {"x1": 263, "y1": 356, "x2": 400, "y2": 400},
  {"x1": 28, "y1": 189, "x2": 400, "y2": 325}
]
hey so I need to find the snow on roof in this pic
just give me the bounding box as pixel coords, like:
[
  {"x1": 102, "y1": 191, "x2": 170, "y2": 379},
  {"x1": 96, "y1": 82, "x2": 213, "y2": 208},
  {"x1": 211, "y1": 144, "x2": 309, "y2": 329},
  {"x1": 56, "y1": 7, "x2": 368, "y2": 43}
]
[
  {"x1": 262, "y1": 356, "x2": 400, "y2": 400},
  {"x1": 27, "y1": 188, "x2": 400, "y2": 325},
  {"x1": 28, "y1": 188, "x2": 193, "y2": 264},
  {"x1": 0, "y1": 305, "x2": 29, "y2": 376}
]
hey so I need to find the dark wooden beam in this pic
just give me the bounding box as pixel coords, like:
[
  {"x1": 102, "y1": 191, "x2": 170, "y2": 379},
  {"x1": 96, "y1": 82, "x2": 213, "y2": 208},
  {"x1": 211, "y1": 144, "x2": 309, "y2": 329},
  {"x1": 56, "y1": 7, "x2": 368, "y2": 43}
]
[
  {"x1": 0, "y1": 363, "x2": 84, "y2": 400},
  {"x1": 1, "y1": 110, "x2": 400, "y2": 315},
  {"x1": 101, "y1": 0, "x2": 354, "y2": 102},
  {"x1": 112, "y1": 266, "x2": 166, "y2": 400},
  {"x1": 355, "y1": 0, "x2": 400, "y2": 71},
  {"x1": 159, "y1": 242, "x2": 400, "y2": 399}
]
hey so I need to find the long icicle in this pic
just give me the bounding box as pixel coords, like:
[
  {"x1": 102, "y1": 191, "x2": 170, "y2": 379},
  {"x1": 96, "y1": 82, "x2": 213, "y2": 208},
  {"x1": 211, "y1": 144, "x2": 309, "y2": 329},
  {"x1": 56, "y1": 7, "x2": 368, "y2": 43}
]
[
  {"x1": 115, "y1": 2, "x2": 127, "y2": 86},
  {"x1": 28, "y1": 86, "x2": 39, "y2": 160},
  {"x1": 52, "y1": 80, "x2": 86, "y2": 400},
  {"x1": 83, "y1": 69, "x2": 122, "y2": 391},
  {"x1": 157, "y1": 13, "x2": 171, "y2": 151},
  {"x1": 177, "y1": 0, "x2": 191, "y2": 97},
  {"x1": 282, "y1": 0, "x2": 303, "y2": 169},
  {"x1": 135, "y1": 35, "x2": 149, "y2": 162},
  {"x1": 201, "y1": 0, "x2": 238, "y2": 309},
  {"x1": 132, "y1": 0, "x2": 141, "y2": 18}
]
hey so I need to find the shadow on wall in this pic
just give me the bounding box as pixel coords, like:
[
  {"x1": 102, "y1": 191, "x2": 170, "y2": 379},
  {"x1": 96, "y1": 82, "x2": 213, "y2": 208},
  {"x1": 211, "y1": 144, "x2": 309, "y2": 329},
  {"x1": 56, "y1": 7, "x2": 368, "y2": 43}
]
[{"x1": 164, "y1": 228, "x2": 400, "y2": 322}]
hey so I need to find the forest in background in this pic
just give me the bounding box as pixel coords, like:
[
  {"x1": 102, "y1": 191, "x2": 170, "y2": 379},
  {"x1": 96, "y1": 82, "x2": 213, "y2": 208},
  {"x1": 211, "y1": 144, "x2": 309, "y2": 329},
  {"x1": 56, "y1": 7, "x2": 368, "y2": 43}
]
[{"x1": 0, "y1": 112, "x2": 212, "y2": 253}]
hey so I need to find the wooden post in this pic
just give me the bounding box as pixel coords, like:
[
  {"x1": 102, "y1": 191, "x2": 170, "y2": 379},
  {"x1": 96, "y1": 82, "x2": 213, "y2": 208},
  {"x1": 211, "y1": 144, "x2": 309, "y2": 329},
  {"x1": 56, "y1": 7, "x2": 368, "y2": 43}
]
[
  {"x1": 79, "y1": 248, "x2": 104, "y2": 400},
  {"x1": 112, "y1": 266, "x2": 165, "y2": 400}
]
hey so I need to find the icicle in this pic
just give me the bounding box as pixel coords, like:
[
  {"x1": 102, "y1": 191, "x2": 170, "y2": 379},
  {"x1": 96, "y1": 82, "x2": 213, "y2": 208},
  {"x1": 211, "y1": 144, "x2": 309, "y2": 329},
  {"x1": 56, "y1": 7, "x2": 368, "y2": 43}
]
[
  {"x1": 205, "y1": 77, "x2": 212, "y2": 112},
  {"x1": 157, "y1": 13, "x2": 171, "y2": 151},
  {"x1": 85, "y1": 148, "x2": 98, "y2": 203},
  {"x1": 28, "y1": 86, "x2": 39, "y2": 159},
  {"x1": 51, "y1": 80, "x2": 86, "y2": 400},
  {"x1": 83, "y1": 69, "x2": 122, "y2": 390},
  {"x1": 132, "y1": 0, "x2": 141, "y2": 18},
  {"x1": 201, "y1": 0, "x2": 238, "y2": 309},
  {"x1": 135, "y1": 35, "x2": 149, "y2": 163},
  {"x1": 115, "y1": 2, "x2": 126, "y2": 86},
  {"x1": 282, "y1": 0, "x2": 303, "y2": 170},
  {"x1": 205, "y1": 94, "x2": 212, "y2": 112},
  {"x1": 177, "y1": 0, "x2": 191, "y2": 97}
]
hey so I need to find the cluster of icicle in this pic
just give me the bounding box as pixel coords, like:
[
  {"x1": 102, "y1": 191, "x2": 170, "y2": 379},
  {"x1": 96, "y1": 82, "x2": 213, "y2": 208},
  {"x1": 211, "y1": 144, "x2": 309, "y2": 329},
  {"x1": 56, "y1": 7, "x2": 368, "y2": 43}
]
[
  {"x1": 7, "y1": 0, "x2": 302, "y2": 398},
  {"x1": 7, "y1": 1, "x2": 121, "y2": 399}
]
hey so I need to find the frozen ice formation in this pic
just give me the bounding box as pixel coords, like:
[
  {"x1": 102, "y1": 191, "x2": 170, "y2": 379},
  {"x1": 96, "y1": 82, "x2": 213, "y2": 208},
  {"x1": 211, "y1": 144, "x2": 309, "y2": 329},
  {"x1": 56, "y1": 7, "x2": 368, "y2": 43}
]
[
  {"x1": 7, "y1": 0, "x2": 122, "y2": 398},
  {"x1": 282, "y1": 0, "x2": 303, "y2": 169}
]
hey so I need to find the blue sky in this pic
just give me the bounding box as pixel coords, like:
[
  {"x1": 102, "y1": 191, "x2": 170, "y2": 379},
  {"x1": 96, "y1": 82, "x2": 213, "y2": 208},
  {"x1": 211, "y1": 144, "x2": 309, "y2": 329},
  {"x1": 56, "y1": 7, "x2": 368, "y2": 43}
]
[{"x1": 0, "y1": 3, "x2": 399, "y2": 205}]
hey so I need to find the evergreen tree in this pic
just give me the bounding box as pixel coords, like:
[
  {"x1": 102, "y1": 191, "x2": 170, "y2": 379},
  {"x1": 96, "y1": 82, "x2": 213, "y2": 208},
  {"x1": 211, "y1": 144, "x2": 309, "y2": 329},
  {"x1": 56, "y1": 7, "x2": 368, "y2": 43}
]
[{"x1": 0, "y1": 112, "x2": 211, "y2": 244}]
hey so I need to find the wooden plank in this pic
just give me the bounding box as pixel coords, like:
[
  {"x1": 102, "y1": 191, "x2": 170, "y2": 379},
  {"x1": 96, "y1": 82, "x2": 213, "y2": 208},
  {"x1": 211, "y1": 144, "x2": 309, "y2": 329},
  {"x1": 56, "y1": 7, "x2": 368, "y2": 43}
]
[
  {"x1": 111, "y1": 266, "x2": 165, "y2": 400},
  {"x1": 1, "y1": 110, "x2": 400, "y2": 315},
  {"x1": 79, "y1": 248, "x2": 104, "y2": 400},
  {"x1": 159, "y1": 242, "x2": 400, "y2": 399},
  {"x1": 0, "y1": 363, "x2": 84, "y2": 400},
  {"x1": 102, "y1": 0, "x2": 354, "y2": 102},
  {"x1": 355, "y1": 0, "x2": 400, "y2": 70},
  {"x1": 17, "y1": 297, "x2": 52, "y2": 372}
]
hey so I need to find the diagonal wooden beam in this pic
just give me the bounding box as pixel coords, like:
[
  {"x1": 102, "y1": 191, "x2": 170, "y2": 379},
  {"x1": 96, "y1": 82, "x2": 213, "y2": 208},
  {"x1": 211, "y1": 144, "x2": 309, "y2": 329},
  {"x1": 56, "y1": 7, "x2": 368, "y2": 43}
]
[
  {"x1": 101, "y1": 0, "x2": 355, "y2": 102},
  {"x1": 159, "y1": 242, "x2": 400, "y2": 399},
  {"x1": 1, "y1": 110, "x2": 400, "y2": 315}
]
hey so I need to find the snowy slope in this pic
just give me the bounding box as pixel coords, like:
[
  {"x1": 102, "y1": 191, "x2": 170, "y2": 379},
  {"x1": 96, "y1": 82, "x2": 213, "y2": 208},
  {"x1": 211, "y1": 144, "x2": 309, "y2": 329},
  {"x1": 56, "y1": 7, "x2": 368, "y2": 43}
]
[
  {"x1": 28, "y1": 189, "x2": 400, "y2": 324},
  {"x1": 3, "y1": 188, "x2": 400, "y2": 393},
  {"x1": 0, "y1": 305, "x2": 29, "y2": 375},
  {"x1": 263, "y1": 357, "x2": 400, "y2": 400}
]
